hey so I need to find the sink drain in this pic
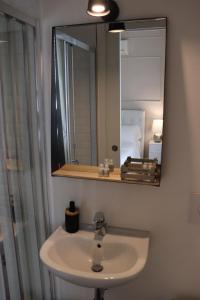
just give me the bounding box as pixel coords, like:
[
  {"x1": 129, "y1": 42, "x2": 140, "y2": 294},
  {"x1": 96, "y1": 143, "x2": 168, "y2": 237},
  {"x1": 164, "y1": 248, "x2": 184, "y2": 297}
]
[{"x1": 91, "y1": 264, "x2": 103, "y2": 272}]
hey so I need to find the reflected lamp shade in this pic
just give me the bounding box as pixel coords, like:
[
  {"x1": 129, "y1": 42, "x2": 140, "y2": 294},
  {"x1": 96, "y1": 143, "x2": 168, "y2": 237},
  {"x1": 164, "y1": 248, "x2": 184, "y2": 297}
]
[
  {"x1": 108, "y1": 22, "x2": 126, "y2": 33},
  {"x1": 87, "y1": 0, "x2": 110, "y2": 17},
  {"x1": 152, "y1": 119, "x2": 163, "y2": 142}
]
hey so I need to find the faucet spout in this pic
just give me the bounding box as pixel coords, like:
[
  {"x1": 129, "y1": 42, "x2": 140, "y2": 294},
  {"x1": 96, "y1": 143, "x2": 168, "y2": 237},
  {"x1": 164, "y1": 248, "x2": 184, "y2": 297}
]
[
  {"x1": 93, "y1": 212, "x2": 107, "y2": 241},
  {"x1": 92, "y1": 212, "x2": 107, "y2": 274},
  {"x1": 94, "y1": 226, "x2": 106, "y2": 241}
]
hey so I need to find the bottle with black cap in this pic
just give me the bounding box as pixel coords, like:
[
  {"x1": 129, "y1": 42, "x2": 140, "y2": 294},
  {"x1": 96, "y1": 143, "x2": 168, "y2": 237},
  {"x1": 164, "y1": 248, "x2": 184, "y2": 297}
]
[{"x1": 65, "y1": 201, "x2": 79, "y2": 233}]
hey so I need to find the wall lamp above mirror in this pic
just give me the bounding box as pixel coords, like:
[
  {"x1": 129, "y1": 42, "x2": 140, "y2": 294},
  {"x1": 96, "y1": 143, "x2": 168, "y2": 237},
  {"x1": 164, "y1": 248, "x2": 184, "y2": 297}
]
[
  {"x1": 51, "y1": 17, "x2": 167, "y2": 186},
  {"x1": 87, "y1": 0, "x2": 110, "y2": 17},
  {"x1": 87, "y1": 0, "x2": 120, "y2": 20}
]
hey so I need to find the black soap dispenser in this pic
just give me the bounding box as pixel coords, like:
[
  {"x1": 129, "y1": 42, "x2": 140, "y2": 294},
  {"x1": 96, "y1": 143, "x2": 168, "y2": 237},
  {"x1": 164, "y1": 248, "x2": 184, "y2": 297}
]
[{"x1": 65, "y1": 201, "x2": 79, "y2": 233}]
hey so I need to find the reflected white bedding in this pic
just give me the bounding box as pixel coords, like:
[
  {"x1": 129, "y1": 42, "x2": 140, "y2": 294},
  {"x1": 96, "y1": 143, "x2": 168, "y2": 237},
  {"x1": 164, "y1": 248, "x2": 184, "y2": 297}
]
[{"x1": 120, "y1": 125, "x2": 142, "y2": 165}]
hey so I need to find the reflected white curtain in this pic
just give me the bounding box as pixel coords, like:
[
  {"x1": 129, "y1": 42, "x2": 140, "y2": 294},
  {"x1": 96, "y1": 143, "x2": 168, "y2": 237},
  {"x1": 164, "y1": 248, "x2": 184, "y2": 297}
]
[{"x1": 0, "y1": 13, "x2": 51, "y2": 300}]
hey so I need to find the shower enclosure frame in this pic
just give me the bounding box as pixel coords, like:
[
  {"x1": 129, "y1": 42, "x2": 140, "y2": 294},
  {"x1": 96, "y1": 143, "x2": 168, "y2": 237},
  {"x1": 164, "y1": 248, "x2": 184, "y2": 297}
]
[{"x1": 0, "y1": 1, "x2": 54, "y2": 299}]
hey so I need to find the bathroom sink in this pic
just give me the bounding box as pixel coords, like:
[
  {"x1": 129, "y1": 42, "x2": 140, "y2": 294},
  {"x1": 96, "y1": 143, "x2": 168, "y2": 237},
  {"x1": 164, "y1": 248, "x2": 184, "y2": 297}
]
[{"x1": 40, "y1": 225, "x2": 150, "y2": 288}]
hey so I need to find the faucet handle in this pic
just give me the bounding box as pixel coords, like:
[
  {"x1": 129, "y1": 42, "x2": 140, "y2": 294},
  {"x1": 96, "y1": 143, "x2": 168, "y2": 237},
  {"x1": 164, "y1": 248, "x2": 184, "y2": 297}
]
[{"x1": 93, "y1": 211, "x2": 105, "y2": 224}]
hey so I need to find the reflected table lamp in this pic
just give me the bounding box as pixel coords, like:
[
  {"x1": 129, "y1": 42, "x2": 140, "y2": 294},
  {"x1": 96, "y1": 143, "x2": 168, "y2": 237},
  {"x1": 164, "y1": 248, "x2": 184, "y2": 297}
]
[{"x1": 152, "y1": 119, "x2": 163, "y2": 143}]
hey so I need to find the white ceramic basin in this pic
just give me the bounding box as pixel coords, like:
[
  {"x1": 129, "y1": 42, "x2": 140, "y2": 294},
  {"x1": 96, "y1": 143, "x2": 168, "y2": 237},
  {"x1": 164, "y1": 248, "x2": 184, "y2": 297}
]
[{"x1": 40, "y1": 226, "x2": 149, "y2": 288}]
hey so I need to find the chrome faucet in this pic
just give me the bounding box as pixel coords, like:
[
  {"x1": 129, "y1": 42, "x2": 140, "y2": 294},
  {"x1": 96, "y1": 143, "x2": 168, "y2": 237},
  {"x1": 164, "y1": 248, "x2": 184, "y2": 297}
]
[{"x1": 93, "y1": 212, "x2": 107, "y2": 241}]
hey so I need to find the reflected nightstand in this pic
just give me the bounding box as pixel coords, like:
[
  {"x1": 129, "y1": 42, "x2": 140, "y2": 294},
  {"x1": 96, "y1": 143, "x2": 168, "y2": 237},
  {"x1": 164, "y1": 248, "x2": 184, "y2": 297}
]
[{"x1": 149, "y1": 141, "x2": 162, "y2": 164}]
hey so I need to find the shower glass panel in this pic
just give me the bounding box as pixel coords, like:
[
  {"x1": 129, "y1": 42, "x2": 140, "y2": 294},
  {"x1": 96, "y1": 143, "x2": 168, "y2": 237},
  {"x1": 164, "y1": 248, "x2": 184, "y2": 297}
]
[
  {"x1": 53, "y1": 32, "x2": 97, "y2": 168},
  {"x1": 0, "y1": 12, "x2": 50, "y2": 300}
]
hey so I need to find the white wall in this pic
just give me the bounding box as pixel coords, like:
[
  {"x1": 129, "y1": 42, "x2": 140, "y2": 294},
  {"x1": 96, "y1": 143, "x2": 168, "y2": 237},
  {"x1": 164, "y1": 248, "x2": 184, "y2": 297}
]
[{"x1": 40, "y1": 0, "x2": 200, "y2": 299}]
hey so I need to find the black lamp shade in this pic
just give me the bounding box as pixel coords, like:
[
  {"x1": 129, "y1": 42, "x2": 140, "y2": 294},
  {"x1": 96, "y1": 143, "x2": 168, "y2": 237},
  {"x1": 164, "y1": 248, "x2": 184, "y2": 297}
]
[
  {"x1": 101, "y1": 0, "x2": 119, "y2": 22},
  {"x1": 87, "y1": 0, "x2": 110, "y2": 17},
  {"x1": 109, "y1": 22, "x2": 126, "y2": 33}
]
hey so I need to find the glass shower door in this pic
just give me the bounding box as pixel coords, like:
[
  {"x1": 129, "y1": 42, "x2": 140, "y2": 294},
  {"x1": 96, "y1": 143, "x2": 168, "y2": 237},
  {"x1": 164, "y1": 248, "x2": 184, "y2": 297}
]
[{"x1": 0, "y1": 12, "x2": 50, "y2": 300}]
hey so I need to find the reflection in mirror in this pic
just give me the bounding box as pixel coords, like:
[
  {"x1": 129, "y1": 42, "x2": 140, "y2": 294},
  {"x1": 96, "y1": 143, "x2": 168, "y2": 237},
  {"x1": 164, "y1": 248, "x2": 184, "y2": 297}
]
[
  {"x1": 120, "y1": 21, "x2": 166, "y2": 165},
  {"x1": 51, "y1": 18, "x2": 166, "y2": 185},
  {"x1": 51, "y1": 25, "x2": 97, "y2": 170}
]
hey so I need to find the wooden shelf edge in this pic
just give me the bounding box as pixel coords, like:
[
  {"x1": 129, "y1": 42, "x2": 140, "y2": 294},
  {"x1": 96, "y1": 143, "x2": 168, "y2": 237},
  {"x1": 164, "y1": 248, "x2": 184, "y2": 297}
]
[{"x1": 52, "y1": 164, "x2": 160, "y2": 187}]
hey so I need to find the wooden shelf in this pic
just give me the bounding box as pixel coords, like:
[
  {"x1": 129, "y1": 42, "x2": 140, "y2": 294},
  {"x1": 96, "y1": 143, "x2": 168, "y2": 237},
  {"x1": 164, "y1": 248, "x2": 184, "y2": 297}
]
[
  {"x1": 53, "y1": 164, "x2": 121, "y2": 183},
  {"x1": 52, "y1": 164, "x2": 160, "y2": 186}
]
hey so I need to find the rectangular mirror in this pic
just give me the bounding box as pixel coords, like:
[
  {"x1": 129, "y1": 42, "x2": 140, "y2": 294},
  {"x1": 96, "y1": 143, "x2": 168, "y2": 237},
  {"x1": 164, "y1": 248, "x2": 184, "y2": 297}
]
[{"x1": 51, "y1": 18, "x2": 167, "y2": 186}]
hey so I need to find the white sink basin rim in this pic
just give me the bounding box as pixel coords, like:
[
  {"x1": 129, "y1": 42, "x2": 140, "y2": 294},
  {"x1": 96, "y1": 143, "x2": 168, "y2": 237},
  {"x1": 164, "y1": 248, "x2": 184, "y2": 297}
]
[{"x1": 40, "y1": 226, "x2": 150, "y2": 288}]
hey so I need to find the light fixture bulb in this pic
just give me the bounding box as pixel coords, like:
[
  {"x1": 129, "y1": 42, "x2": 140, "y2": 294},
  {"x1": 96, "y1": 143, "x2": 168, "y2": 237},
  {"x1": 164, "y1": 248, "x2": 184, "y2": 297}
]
[
  {"x1": 92, "y1": 4, "x2": 105, "y2": 13},
  {"x1": 109, "y1": 28, "x2": 124, "y2": 33},
  {"x1": 87, "y1": 0, "x2": 110, "y2": 17}
]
